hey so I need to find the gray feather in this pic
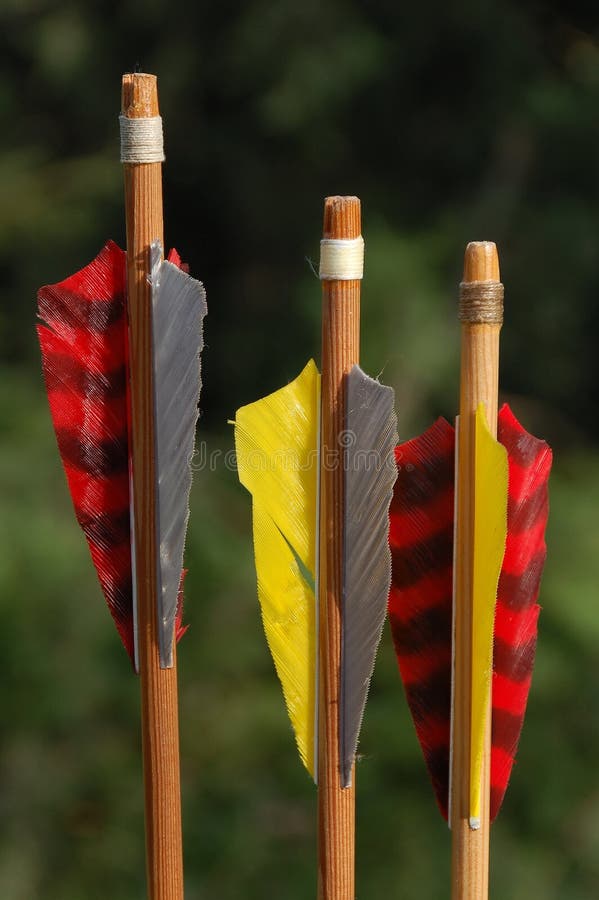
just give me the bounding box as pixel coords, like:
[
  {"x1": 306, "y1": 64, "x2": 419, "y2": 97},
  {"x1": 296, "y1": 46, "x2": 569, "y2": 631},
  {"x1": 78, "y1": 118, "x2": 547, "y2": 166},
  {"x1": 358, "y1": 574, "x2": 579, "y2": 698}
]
[
  {"x1": 150, "y1": 242, "x2": 207, "y2": 668},
  {"x1": 340, "y1": 365, "x2": 398, "y2": 786}
]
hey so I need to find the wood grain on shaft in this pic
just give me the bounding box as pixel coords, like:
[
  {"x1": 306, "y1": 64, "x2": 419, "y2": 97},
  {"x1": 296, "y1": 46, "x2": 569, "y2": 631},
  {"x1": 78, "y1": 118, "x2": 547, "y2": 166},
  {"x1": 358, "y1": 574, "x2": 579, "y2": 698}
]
[
  {"x1": 451, "y1": 242, "x2": 501, "y2": 900},
  {"x1": 317, "y1": 196, "x2": 360, "y2": 900},
  {"x1": 122, "y1": 73, "x2": 184, "y2": 900}
]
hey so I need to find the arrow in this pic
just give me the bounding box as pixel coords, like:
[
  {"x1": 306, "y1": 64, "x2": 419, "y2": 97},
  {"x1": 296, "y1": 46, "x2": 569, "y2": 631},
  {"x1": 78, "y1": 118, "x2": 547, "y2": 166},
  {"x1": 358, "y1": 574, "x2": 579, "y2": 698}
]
[
  {"x1": 37, "y1": 73, "x2": 206, "y2": 899},
  {"x1": 233, "y1": 196, "x2": 397, "y2": 899},
  {"x1": 388, "y1": 242, "x2": 551, "y2": 899}
]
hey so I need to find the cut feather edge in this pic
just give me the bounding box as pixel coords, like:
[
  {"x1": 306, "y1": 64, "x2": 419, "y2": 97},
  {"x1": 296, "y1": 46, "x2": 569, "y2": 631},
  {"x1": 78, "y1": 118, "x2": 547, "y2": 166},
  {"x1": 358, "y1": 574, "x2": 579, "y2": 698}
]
[
  {"x1": 233, "y1": 361, "x2": 320, "y2": 779},
  {"x1": 340, "y1": 365, "x2": 398, "y2": 787},
  {"x1": 150, "y1": 241, "x2": 207, "y2": 668},
  {"x1": 388, "y1": 405, "x2": 551, "y2": 823}
]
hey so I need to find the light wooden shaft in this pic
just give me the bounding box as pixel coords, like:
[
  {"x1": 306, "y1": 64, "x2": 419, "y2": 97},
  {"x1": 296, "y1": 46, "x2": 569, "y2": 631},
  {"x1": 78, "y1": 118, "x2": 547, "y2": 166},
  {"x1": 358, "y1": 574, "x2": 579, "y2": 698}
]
[
  {"x1": 451, "y1": 242, "x2": 501, "y2": 900},
  {"x1": 317, "y1": 196, "x2": 360, "y2": 900},
  {"x1": 122, "y1": 73, "x2": 184, "y2": 900}
]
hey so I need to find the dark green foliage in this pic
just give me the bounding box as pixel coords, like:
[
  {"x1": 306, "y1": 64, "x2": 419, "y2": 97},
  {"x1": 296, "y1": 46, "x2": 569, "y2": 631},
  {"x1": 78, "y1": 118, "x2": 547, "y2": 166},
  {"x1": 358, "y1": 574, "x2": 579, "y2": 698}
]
[{"x1": 0, "y1": 2, "x2": 598, "y2": 897}]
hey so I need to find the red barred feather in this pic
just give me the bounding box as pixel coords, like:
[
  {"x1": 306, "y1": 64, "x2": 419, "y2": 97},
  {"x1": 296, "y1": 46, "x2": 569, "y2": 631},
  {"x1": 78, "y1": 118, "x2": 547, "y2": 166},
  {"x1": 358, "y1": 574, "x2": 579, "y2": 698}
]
[
  {"x1": 37, "y1": 243, "x2": 192, "y2": 666},
  {"x1": 388, "y1": 406, "x2": 551, "y2": 821},
  {"x1": 388, "y1": 418, "x2": 454, "y2": 818},
  {"x1": 490, "y1": 404, "x2": 552, "y2": 819},
  {"x1": 37, "y1": 241, "x2": 134, "y2": 662},
  {"x1": 37, "y1": 242, "x2": 191, "y2": 666}
]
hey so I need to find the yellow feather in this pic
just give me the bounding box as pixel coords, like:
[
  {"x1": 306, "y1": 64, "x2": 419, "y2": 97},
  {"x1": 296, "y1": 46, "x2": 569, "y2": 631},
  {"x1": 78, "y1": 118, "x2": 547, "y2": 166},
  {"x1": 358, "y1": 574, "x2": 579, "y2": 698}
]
[
  {"x1": 252, "y1": 501, "x2": 316, "y2": 774},
  {"x1": 233, "y1": 360, "x2": 320, "y2": 777},
  {"x1": 470, "y1": 403, "x2": 508, "y2": 826}
]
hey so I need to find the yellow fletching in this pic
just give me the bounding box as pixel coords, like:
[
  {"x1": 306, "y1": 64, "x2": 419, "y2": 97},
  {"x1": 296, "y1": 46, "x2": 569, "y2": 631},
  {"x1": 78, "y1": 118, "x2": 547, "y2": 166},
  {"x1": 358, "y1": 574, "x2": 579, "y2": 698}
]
[
  {"x1": 470, "y1": 403, "x2": 508, "y2": 826},
  {"x1": 233, "y1": 360, "x2": 320, "y2": 777},
  {"x1": 252, "y1": 501, "x2": 316, "y2": 774},
  {"x1": 234, "y1": 360, "x2": 319, "y2": 574}
]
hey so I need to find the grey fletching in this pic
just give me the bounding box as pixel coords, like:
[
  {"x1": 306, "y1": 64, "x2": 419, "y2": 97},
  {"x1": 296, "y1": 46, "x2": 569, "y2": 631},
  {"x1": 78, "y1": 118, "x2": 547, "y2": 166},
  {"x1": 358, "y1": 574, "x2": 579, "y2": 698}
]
[
  {"x1": 340, "y1": 365, "x2": 398, "y2": 786},
  {"x1": 150, "y1": 242, "x2": 207, "y2": 668}
]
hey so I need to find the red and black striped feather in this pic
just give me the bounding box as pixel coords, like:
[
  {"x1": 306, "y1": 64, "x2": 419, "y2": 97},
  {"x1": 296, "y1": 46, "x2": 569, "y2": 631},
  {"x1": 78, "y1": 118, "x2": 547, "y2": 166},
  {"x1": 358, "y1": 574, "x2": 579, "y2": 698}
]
[
  {"x1": 37, "y1": 242, "x2": 191, "y2": 665},
  {"x1": 490, "y1": 404, "x2": 552, "y2": 819},
  {"x1": 389, "y1": 418, "x2": 454, "y2": 818},
  {"x1": 388, "y1": 406, "x2": 551, "y2": 821},
  {"x1": 37, "y1": 241, "x2": 135, "y2": 662}
]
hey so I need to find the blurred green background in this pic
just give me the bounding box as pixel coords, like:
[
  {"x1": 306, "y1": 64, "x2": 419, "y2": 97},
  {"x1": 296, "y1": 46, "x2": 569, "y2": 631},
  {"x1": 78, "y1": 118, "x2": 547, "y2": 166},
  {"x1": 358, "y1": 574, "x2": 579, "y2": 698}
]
[{"x1": 1, "y1": 1, "x2": 598, "y2": 897}]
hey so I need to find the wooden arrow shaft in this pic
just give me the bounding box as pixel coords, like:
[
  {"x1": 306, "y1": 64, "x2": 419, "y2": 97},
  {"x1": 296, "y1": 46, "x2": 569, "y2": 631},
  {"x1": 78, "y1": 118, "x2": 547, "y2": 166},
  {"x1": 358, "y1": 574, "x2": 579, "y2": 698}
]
[
  {"x1": 451, "y1": 243, "x2": 501, "y2": 900},
  {"x1": 122, "y1": 72, "x2": 184, "y2": 900},
  {"x1": 317, "y1": 196, "x2": 360, "y2": 900}
]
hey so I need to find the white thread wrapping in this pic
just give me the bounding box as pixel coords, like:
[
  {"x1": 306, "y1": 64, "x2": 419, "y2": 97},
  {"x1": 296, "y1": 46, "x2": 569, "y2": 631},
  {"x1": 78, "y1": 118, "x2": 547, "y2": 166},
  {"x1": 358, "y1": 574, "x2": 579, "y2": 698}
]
[
  {"x1": 119, "y1": 115, "x2": 165, "y2": 163},
  {"x1": 319, "y1": 237, "x2": 364, "y2": 280}
]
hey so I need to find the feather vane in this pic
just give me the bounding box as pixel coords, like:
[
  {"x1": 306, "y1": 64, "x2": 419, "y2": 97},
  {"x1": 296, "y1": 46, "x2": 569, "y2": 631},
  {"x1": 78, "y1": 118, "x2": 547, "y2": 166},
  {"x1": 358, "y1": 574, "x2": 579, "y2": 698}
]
[
  {"x1": 388, "y1": 418, "x2": 455, "y2": 817},
  {"x1": 469, "y1": 403, "x2": 508, "y2": 827},
  {"x1": 389, "y1": 405, "x2": 551, "y2": 821},
  {"x1": 38, "y1": 241, "x2": 204, "y2": 667},
  {"x1": 490, "y1": 404, "x2": 552, "y2": 818},
  {"x1": 150, "y1": 242, "x2": 207, "y2": 667},
  {"x1": 37, "y1": 242, "x2": 134, "y2": 660},
  {"x1": 233, "y1": 361, "x2": 320, "y2": 776},
  {"x1": 340, "y1": 365, "x2": 397, "y2": 786}
]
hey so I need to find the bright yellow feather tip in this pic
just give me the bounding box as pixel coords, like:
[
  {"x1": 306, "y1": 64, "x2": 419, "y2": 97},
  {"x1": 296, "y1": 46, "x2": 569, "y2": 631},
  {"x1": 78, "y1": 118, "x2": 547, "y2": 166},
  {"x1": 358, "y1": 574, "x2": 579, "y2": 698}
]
[
  {"x1": 233, "y1": 360, "x2": 320, "y2": 778},
  {"x1": 469, "y1": 403, "x2": 508, "y2": 827}
]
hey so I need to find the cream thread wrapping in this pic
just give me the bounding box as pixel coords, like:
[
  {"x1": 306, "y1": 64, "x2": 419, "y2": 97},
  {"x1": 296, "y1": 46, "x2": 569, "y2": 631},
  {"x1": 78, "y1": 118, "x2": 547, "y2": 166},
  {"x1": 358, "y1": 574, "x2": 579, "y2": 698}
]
[
  {"x1": 119, "y1": 115, "x2": 165, "y2": 164},
  {"x1": 319, "y1": 237, "x2": 364, "y2": 281}
]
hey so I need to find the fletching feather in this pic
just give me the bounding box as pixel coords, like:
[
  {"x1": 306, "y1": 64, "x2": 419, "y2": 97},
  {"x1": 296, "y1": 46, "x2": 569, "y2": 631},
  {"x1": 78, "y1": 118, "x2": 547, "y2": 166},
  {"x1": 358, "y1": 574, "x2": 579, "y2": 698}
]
[
  {"x1": 388, "y1": 418, "x2": 455, "y2": 817},
  {"x1": 37, "y1": 242, "x2": 134, "y2": 661},
  {"x1": 490, "y1": 404, "x2": 552, "y2": 819},
  {"x1": 150, "y1": 242, "x2": 207, "y2": 668},
  {"x1": 340, "y1": 366, "x2": 397, "y2": 787},
  {"x1": 233, "y1": 361, "x2": 320, "y2": 777},
  {"x1": 469, "y1": 404, "x2": 508, "y2": 827},
  {"x1": 389, "y1": 406, "x2": 551, "y2": 822}
]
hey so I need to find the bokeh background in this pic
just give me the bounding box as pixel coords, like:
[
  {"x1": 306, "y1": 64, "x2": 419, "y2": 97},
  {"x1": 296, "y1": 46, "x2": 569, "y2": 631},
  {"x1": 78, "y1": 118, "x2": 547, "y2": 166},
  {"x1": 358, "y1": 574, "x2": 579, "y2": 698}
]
[{"x1": 1, "y1": 1, "x2": 598, "y2": 898}]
